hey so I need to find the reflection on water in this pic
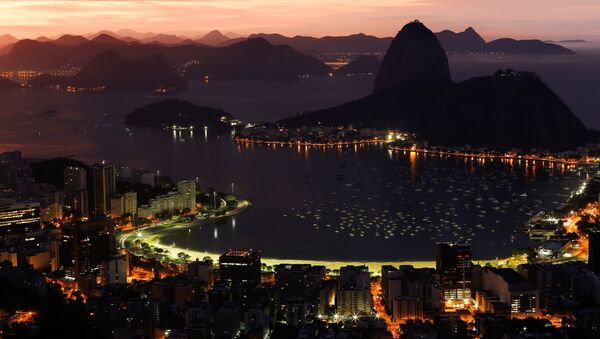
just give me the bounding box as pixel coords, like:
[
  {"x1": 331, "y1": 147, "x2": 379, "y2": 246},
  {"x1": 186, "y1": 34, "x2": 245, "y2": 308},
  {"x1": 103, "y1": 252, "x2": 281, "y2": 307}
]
[{"x1": 0, "y1": 83, "x2": 585, "y2": 261}]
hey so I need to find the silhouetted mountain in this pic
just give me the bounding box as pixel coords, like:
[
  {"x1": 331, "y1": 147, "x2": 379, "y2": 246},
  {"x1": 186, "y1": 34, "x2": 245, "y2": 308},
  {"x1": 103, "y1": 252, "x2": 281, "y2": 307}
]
[
  {"x1": 0, "y1": 36, "x2": 337, "y2": 82},
  {"x1": 435, "y1": 27, "x2": 573, "y2": 55},
  {"x1": 218, "y1": 28, "x2": 573, "y2": 55},
  {"x1": 485, "y1": 38, "x2": 573, "y2": 55},
  {"x1": 35, "y1": 36, "x2": 52, "y2": 42},
  {"x1": 29, "y1": 50, "x2": 186, "y2": 91},
  {"x1": 436, "y1": 27, "x2": 486, "y2": 53},
  {"x1": 374, "y1": 21, "x2": 450, "y2": 92},
  {"x1": 198, "y1": 30, "x2": 230, "y2": 46},
  {"x1": 0, "y1": 34, "x2": 17, "y2": 48},
  {"x1": 0, "y1": 76, "x2": 20, "y2": 90},
  {"x1": 53, "y1": 34, "x2": 88, "y2": 47},
  {"x1": 335, "y1": 55, "x2": 380, "y2": 75},
  {"x1": 282, "y1": 21, "x2": 590, "y2": 151},
  {"x1": 228, "y1": 33, "x2": 393, "y2": 53},
  {"x1": 142, "y1": 34, "x2": 184, "y2": 45},
  {"x1": 430, "y1": 70, "x2": 588, "y2": 148},
  {"x1": 115, "y1": 29, "x2": 156, "y2": 40},
  {"x1": 91, "y1": 33, "x2": 127, "y2": 45},
  {"x1": 185, "y1": 38, "x2": 329, "y2": 81},
  {"x1": 125, "y1": 99, "x2": 233, "y2": 131}
]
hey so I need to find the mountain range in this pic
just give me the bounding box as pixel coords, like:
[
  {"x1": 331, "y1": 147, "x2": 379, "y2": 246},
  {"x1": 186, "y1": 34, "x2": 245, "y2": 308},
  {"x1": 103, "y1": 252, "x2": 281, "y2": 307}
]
[
  {"x1": 220, "y1": 29, "x2": 572, "y2": 55},
  {"x1": 281, "y1": 21, "x2": 591, "y2": 151},
  {"x1": 29, "y1": 50, "x2": 186, "y2": 91},
  {"x1": 0, "y1": 27, "x2": 574, "y2": 56},
  {"x1": 14, "y1": 37, "x2": 328, "y2": 85}
]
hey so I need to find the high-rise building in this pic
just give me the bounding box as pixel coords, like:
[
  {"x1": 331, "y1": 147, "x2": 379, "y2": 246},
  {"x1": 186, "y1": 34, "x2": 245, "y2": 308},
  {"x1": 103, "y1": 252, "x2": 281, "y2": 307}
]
[
  {"x1": 188, "y1": 258, "x2": 214, "y2": 287},
  {"x1": 64, "y1": 167, "x2": 87, "y2": 216},
  {"x1": 589, "y1": 229, "x2": 600, "y2": 273},
  {"x1": 123, "y1": 192, "x2": 137, "y2": 216},
  {"x1": 436, "y1": 243, "x2": 473, "y2": 302},
  {"x1": 480, "y1": 267, "x2": 539, "y2": 316},
  {"x1": 339, "y1": 265, "x2": 370, "y2": 290},
  {"x1": 92, "y1": 163, "x2": 116, "y2": 216},
  {"x1": 60, "y1": 217, "x2": 115, "y2": 276},
  {"x1": 381, "y1": 265, "x2": 402, "y2": 305},
  {"x1": 110, "y1": 194, "x2": 125, "y2": 218},
  {"x1": 336, "y1": 265, "x2": 372, "y2": 316},
  {"x1": 392, "y1": 296, "x2": 423, "y2": 320},
  {"x1": 132, "y1": 169, "x2": 156, "y2": 187},
  {"x1": 103, "y1": 254, "x2": 128, "y2": 285},
  {"x1": 177, "y1": 180, "x2": 196, "y2": 211},
  {"x1": 219, "y1": 249, "x2": 261, "y2": 288},
  {"x1": 0, "y1": 202, "x2": 41, "y2": 245}
]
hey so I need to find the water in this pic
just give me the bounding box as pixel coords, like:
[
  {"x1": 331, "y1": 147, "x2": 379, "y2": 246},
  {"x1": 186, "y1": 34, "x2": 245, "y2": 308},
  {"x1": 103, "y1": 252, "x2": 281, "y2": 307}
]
[{"x1": 0, "y1": 76, "x2": 586, "y2": 261}]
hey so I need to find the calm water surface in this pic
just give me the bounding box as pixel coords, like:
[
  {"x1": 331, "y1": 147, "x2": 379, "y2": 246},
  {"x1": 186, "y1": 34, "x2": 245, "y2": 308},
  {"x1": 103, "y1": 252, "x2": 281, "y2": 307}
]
[{"x1": 0, "y1": 77, "x2": 586, "y2": 260}]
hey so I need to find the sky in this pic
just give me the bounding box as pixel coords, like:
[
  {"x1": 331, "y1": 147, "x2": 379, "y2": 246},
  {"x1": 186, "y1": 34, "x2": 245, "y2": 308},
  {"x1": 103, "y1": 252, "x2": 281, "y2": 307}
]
[{"x1": 1, "y1": 0, "x2": 599, "y2": 40}]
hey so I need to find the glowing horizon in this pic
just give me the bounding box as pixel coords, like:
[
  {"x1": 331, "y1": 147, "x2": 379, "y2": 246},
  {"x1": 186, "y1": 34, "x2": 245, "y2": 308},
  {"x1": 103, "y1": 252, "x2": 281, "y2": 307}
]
[{"x1": 1, "y1": 0, "x2": 599, "y2": 41}]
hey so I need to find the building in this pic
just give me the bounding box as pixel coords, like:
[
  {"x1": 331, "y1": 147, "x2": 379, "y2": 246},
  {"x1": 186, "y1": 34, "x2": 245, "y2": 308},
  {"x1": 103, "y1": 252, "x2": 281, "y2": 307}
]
[
  {"x1": 188, "y1": 258, "x2": 214, "y2": 287},
  {"x1": 104, "y1": 254, "x2": 128, "y2": 285},
  {"x1": 0, "y1": 202, "x2": 41, "y2": 245},
  {"x1": 214, "y1": 302, "x2": 241, "y2": 338},
  {"x1": 436, "y1": 243, "x2": 472, "y2": 302},
  {"x1": 381, "y1": 265, "x2": 402, "y2": 305},
  {"x1": 392, "y1": 296, "x2": 423, "y2": 320},
  {"x1": 110, "y1": 194, "x2": 125, "y2": 218},
  {"x1": 60, "y1": 217, "x2": 115, "y2": 276},
  {"x1": 92, "y1": 162, "x2": 116, "y2": 216},
  {"x1": 336, "y1": 265, "x2": 372, "y2": 316},
  {"x1": 137, "y1": 180, "x2": 197, "y2": 218},
  {"x1": 589, "y1": 229, "x2": 600, "y2": 273},
  {"x1": 177, "y1": 180, "x2": 197, "y2": 210},
  {"x1": 132, "y1": 169, "x2": 156, "y2": 187},
  {"x1": 479, "y1": 267, "x2": 539, "y2": 316},
  {"x1": 64, "y1": 166, "x2": 88, "y2": 216},
  {"x1": 124, "y1": 192, "x2": 137, "y2": 216},
  {"x1": 186, "y1": 303, "x2": 212, "y2": 339},
  {"x1": 275, "y1": 264, "x2": 326, "y2": 298},
  {"x1": 40, "y1": 200, "x2": 63, "y2": 222},
  {"x1": 219, "y1": 250, "x2": 261, "y2": 288}
]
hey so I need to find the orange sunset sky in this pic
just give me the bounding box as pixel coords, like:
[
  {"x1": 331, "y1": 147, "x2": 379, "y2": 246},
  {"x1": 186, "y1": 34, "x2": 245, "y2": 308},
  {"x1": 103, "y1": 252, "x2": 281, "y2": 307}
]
[{"x1": 1, "y1": 0, "x2": 599, "y2": 40}]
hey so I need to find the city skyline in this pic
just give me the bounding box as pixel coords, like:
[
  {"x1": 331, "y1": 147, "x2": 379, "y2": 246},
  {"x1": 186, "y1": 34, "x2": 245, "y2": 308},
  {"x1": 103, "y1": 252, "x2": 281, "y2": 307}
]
[{"x1": 1, "y1": 0, "x2": 600, "y2": 40}]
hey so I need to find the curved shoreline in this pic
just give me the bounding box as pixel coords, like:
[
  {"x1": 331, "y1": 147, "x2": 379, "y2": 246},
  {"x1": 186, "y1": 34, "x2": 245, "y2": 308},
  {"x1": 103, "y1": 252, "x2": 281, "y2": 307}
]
[{"x1": 119, "y1": 198, "x2": 526, "y2": 273}]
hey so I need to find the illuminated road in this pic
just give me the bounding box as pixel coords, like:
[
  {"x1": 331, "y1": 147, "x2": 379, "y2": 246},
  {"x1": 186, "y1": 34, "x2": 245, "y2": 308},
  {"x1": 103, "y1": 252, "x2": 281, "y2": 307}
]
[{"x1": 371, "y1": 278, "x2": 400, "y2": 338}]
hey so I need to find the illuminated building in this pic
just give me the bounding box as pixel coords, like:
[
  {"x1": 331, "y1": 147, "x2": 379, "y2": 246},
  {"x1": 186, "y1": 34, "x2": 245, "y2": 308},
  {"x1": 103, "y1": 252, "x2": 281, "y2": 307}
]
[
  {"x1": 176, "y1": 179, "x2": 197, "y2": 210},
  {"x1": 40, "y1": 201, "x2": 63, "y2": 222},
  {"x1": 479, "y1": 267, "x2": 538, "y2": 316},
  {"x1": 103, "y1": 254, "x2": 128, "y2": 285},
  {"x1": 110, "y1": 194, "x2": 125, "y2": 218},
  {"x1": 64, "y1": 166, "x2": 88, "y2": 216},
  {"x1": 219, "y1": 249, "x2": 261, "y2": 288},
  {"x1": 0, "y1": 202, "x2": 41, "y2": 245},
  {"x1": 336, "y1": 265, "x2": 372, "y2": 316},
  {"x1": 60, "y1": 217, "x2": 115, "y2": 276},
  {"x1": 589, "y1": 229, "x2": 600, "y2": 273},
  {"x1": 436, "y1": 243, "x2": 472, "y2": 302},
  {"x1": 137, "y1": 180, "x2": 196, "y2": 218},
  {"x1": 124, "y1": 192, "x2": 137, "y2": 216},
  {"x1": 92, "y1": 162, "x2": 116, "y2": 216},
  {"x1": 392, "y1": 296, "x2": 423, "y2": 320}
]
